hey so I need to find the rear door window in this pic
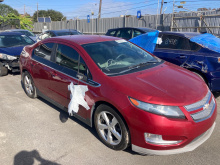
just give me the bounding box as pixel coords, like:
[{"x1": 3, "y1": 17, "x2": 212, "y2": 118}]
[
  {"x1": 34, "y1": 43, "x2": 54, "y2": 61},
  {"x1": 189, "y1": 41, "x2": 200, "y2": 51},
  {"x1": 157, "y1": 34, "x2": 190, "y2": 50}
]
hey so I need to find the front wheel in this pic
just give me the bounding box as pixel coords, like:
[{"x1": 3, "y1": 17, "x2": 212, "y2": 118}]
[
  {"x1": 0, "y1": 62, "x2": 8, "y2": 77},
  {"x1": 22, "y1": 71, "x2": 37, "y2": 98},
  {"x1": 94, "y1": 104, "x2": 130, "y2": 151}
]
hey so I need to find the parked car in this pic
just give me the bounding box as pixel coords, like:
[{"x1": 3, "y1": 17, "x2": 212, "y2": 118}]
[
  {"x1": 20, "y1": 35, "x2": 216, "y2": 155},
  {"x1": 150, "y1": 31, "x2": 220, "y2": 92},
  {"x1": 0, "y1": 32, "x2": 35, "y2": 76},
  {"x1": 38, "y1": 29, "x2": 83, "y2": 40},
  {"x1": 5, "y1": 29, "x2": 38, "y2": 42},
  {"x1": 105, "y1": 27, "x2": 155, "y2": 40}
]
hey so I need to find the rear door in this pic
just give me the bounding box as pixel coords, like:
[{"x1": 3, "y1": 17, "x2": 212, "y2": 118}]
[
  {"x1": 31, "y1": 43, "x2": 56, "y2": 96},
  {"x1": 154, "y1": 34, "x2": 192, "y2": 66}
]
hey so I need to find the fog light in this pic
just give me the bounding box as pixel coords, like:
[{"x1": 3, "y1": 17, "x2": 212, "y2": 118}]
[{"x1": 144, "y1": 133, "x2": 182, "y2": 145}]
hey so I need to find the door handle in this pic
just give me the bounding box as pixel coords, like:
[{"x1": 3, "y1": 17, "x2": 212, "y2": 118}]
[
  {"x1": 177, "y1": 55, "x2": 186, "y2": 59},
  {"x1": 30, "y1": 62, "x2": 35, "y2": 66},
  {"x1": 51, "y1": 71, "x2": 57, "y2": 77}
]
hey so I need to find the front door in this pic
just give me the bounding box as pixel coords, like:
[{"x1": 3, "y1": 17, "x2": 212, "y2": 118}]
[{"x1": 48, "y1": 43, "x2": 93, "y2": 119}]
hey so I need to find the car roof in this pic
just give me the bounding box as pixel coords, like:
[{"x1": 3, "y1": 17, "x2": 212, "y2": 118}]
[
  {"x1": 48, "y1": 29, "x2": 79, "y2": 33},
  {"x1": 160, "y1": 31, "x2": 200, "y2": 39},
  {"x1": 107, "y1": 27, "x2": 155, "y2": 32},
  {"x1": 0, "y1": 32, "x2": 23, "y2": 35},
  {"x1": 6, "y1": 29, "x2": 28, "y2": 32},
  {"x1": 46, "y1": 35, "x2": 121, "y2": 45}
]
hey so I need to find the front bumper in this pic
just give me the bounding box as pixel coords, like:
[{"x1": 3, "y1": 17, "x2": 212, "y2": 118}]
[
  {"x1": 122, "y1": 91, "x2": 217, "y2": 155},
  {"x1": 132, "y1": 122, "x2": 216, "y2": 155},
  {"x1": 0, "y1": 59, "x2": 20, "y2": 73}
]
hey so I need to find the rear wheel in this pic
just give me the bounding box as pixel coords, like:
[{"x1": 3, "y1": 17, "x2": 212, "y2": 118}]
[
  {"x1": 94, "y1": 104, "x2": 130, "y2": 151},
  {"x1": 0, "y1": 62, "x2": 8, "y2": 77},
  {"x1": 22, "y1": 71, "x2": 37, "y2": 98}
]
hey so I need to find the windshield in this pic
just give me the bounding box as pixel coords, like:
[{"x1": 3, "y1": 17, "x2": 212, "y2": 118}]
[
  {"x1": 17, "y1": 31, "x2": 35, "y2": 37},
  {"x1": 56, "y1": 31, "x2": 81, "y2": 36},
  {"x1": 82, "y1": 40, "x2": 160, "y2": 75},
  {"x1": 0, "y1": 35, "x2": 35, "y2": 48}
]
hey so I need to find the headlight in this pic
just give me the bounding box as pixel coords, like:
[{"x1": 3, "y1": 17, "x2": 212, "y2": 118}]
[
  {"x1": 0, "y1": 53, "x2": 17, "y2": 60},
  {"x1": 129, "y1": 97, "x2": 185, "y2": 119}
]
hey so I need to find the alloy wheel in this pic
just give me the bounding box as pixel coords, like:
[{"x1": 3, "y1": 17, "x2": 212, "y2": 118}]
[
  {"x1": 24, "y1": 75, "x2": 33, "y2": 95},
  {"x1": 97, "y1": 111, "x2": 122, "y2": 145}
]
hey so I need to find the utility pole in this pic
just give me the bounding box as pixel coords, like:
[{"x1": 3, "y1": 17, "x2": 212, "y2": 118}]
[
  {"x1": 37, "y1": 3, "x2": 39, "y2": 22},
  {"x1": 98, "y1": 0, "x2": 102, "y2": 19},
  {"x1": 24, "y1": 4, "x2": 25, "y2": 15},
  {"x1": 160, "y1": 0, "x2": 164, "y2": 15},
  {"x1": 171, "y1": 0, "x2": 175, "y2": 31}
]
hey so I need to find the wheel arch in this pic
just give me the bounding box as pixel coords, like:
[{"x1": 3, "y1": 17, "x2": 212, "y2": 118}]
[{"x1": 188, "y1": 68, "x2": 208, "y2": 84}]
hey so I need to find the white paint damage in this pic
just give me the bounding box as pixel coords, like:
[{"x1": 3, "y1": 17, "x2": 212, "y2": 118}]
[{"x1": 68, "y1": 82, "x2": 90, "y2": 115}]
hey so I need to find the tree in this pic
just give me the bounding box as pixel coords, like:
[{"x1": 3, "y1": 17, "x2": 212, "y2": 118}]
[
  {"x1": 0, "y1": 13, "x2": 33, "y2": 30},
  {"x1": 0, "y1": 3, "x2": 19, "y2": 16},
  {"x1": 32, "y1": 9, "x2": 65, "y2": 22}
]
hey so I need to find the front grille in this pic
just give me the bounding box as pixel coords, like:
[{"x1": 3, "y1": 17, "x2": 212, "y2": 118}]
[
  {"x1": 184, "y1": 91, "x2": 211, "y2": 112},
  {"x1": 184, "y1": 91, "x2": 215, "y2": 122}
]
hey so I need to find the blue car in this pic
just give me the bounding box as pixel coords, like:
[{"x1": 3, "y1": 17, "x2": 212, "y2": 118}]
[
  {"x1": 5, "y1": 29, "x2": 38, "y2": 42},
  {"x1": 130, "y1": 31, "x2": 220, "y2": 92},
  {"x1": 38, "y1": 29, "x2": 83, "y2": 40},
  {"x1": 0, "y1": 32, "x2": 35, "y2": 76}
]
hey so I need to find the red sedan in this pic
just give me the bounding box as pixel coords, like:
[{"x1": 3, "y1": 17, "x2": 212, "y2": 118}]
[{"x1": 19, "y1": 35, "x2": 217, "y2": 155}]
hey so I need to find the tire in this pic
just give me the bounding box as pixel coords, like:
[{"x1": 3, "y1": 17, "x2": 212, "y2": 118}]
[
  {"x1": 22, "y1": 71, "x2": 37, "y2": 98},
  {"x1": 0, "y1": 62, "x2": 8, "y2": 77},
  {"x1": 94, "y1": 104, "x2": 130, "y2": 151}
]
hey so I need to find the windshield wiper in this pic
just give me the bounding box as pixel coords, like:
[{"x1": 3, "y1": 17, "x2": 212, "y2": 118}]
[
  {"x1": 105, "y1": 59, "x2": 161, "y2": 76},
  {"x1": 129, "y1": 60, "x2": 159, "y2": 69}
]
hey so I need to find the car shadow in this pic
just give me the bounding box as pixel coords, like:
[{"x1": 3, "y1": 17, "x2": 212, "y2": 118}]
[
  {"x1": 37, "y1": 96, "x2": 143, "y2": 155},
  {"x1": 14, "y1": 150, "x2": 60, "y2": 165},
  {"x1": 37, "y1": 96, "x2": 99, "y2": 140},
  {"x1": 213, "y1": 92, "x2": 220, "y2": 99}
]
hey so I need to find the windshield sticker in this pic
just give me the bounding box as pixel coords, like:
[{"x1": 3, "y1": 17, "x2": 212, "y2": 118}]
[
  {"x1": 115, "y1": 39, "x2": 127, "y2": 43},
  {"x1": 165, "y1": 38, "x2": 178, "y2": 45},
  {"x1": 68, "y1": 82, "x2": 90, "y2": 115}
]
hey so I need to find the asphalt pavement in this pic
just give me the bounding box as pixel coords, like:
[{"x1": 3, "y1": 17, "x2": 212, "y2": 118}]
[{"x1": 0, "y1": 74, "x2": 220, "y2": 165}]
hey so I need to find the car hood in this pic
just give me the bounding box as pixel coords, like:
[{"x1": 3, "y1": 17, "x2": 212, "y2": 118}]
[
  {"x1": 108, "y1": 62, "x2": 208, "y2": 106},
  {"x1": 0, "y1": 46, "x2": 24, "y2": 56}
]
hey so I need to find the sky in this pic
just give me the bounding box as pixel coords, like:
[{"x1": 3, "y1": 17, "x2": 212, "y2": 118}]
[{"x1": 2, "y1": 0, "x2": 220, "y2": 20}]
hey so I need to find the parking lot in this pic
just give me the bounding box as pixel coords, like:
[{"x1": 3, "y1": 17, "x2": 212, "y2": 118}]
[{"x1": 0, "y1": 74, "x2": 220, "y2": 165}]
